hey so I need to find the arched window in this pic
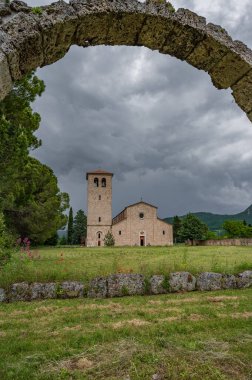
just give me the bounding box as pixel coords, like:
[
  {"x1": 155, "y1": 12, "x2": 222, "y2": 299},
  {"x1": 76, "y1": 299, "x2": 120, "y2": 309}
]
[
  {"x1": 98, "y1": 232, "x2": 101, "y2": 239},
  {"x1": 94, "y1": 177, "x2": 99, "y2": 187},
  {"x1": 101, "y1": 178, "x2": 106, "y2": 187}
]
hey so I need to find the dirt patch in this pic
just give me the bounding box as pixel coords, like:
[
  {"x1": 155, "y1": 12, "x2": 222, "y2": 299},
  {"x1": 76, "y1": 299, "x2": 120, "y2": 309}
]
[
  {"x1": 63, "y1": 325, "x2": 82, "y2": 331},
  {"x1": 10, "y1": 310, "x2": 29, "y2": 316},
  {"x1": 157, "y1": 316, "x2": 179, "y2": 323},
  {"x1": 217, "y1": 312, "x2": 252, "y2": 320},
  {"x1": 34, "y1": 306, "x2": 58, "y2": 314},
  {"x1": 207, "y1": 296, "x2": 239, "y2": 303},
  {"x1": 188, "y1": 314, "x2": 205, "y2": 321},
  {"x1": 112, "y1": 319, "x2": 150, "y2": 329},
  {"x1": 61, "y1": 357, "x2": 94, "y2": 371},
  {"x1": 0, "y1": 331, "x2": 7, "y2": 337}
]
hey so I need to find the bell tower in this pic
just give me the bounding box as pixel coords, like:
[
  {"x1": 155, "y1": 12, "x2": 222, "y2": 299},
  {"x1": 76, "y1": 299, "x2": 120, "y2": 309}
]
[{"x1": 86, "y1": 169, "x2": 113, "y2": 247}]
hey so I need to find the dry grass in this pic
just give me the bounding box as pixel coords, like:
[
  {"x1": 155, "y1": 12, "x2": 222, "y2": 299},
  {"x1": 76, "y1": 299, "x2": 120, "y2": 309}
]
[{"x1": 0, "y1": 289, "x2": 251, "y2": 379}]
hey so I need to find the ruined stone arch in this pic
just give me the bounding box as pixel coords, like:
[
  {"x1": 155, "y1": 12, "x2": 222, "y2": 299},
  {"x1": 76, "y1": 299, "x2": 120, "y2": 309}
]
[{"x1": 0, "y1": 0, "x2": 251, "y2": 122}]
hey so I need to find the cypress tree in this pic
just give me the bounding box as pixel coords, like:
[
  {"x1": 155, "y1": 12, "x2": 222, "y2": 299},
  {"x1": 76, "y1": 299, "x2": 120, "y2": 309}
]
[{"x1": 67, "y1": 207, "x2": 74, "y2": 244}]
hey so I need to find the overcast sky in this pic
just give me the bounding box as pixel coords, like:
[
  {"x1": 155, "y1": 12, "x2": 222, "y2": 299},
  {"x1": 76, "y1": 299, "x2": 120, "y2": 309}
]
[{"x1": 27, "y1": 0, "x2": 252, "y2": 218}]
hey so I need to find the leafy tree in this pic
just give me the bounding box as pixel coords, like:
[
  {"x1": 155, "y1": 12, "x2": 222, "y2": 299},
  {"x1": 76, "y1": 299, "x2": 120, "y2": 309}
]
[
  {"x1": 0, "y1": 72, "x2": 45, "y2": 212},
  {"x1": 178, "y1": 213, "x2": 209, "y2": 244},
  {"x1": 172, "y1": 215, "x2": 182, "y2": 243},
  {"x1": 4, "y1": 158, "x2": 69, "y2": 244},
  {"x1": 223, "y1": 220, "x2": 252, "y2": 238},
  {"x1": 44, "y1": 232, "x2": 59, "y2": 246},
  {"x1": 0, "y1": 212, "x2": 13, "y2": 265},
  {"x1": 72, "y1": 210, "x2": 87, "y2": 245},
  {"x1": 67, "y1": 207, "x2": 74, "y2": 244},
  {"x1": 104, "y1": 230, "x2": 115, "y2": 247}
]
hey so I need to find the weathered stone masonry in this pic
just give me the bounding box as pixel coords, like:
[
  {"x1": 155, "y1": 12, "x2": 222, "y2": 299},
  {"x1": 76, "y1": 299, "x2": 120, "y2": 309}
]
[
  {"x1": 0, "y1": 0, "x2": 251, "y2": 122},
  {"x1": 0, "y1": 270, "x2": 251, "y2": 302}
]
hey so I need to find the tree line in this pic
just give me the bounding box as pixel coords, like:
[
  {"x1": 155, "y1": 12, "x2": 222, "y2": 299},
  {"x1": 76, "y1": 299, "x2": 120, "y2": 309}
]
[{"x1": 173, "y1": 214, "x2": 252, "y2": 243}]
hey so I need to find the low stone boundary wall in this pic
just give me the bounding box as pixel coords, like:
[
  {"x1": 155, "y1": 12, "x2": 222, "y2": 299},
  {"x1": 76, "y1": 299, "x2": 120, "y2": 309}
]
[
  {"x1": 198, "y1": 238, "x2": 252, "y2": 246},
  {"x1": 0, "y1": 271, "x2": 251, "y2": 303}
]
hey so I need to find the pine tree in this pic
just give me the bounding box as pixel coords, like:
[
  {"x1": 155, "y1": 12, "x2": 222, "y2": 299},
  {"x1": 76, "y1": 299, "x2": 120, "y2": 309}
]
[
  {"x1": 67, "y1": 207, "x2": 74, "y2": 244},
  {"x1": 104, "y1": 230, "x2": 115, "y2": 247},
  {"x1": 72, "y1": 210, "x2": 87, "y2": 245}
]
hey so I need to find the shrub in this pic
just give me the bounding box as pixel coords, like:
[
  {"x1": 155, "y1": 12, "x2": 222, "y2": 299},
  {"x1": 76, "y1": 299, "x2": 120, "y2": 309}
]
[{"x1": 104, "y1": 230, "x2": 115, "y2": 247}]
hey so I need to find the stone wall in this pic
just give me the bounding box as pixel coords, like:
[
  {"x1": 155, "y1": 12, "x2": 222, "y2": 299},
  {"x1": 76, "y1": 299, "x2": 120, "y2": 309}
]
[
  {"x1": 196, "y1": 238, "x2": 252, "y2": 246},
  {"x1": 0, "y1": 0, "x2": 251, "y2": 122},
  {"x1": 0, "y1": 270, "x2": 251, "y2": 303}
]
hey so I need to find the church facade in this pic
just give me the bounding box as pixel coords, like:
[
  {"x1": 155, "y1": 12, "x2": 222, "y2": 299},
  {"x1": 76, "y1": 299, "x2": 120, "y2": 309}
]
[{"x1": 86, "y1": 169, "x2": 173, "y2": 247}]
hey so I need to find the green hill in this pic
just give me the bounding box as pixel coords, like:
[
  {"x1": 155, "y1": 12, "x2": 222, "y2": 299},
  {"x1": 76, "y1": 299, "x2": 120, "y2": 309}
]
[{"x1": 165, "y1": 204, "x2": 252, "y2": 232}]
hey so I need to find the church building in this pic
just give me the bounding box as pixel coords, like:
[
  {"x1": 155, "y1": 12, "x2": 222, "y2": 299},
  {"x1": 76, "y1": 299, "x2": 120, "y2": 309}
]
[{"x1": 86, "y1": 169, "x2": 173, "y2": 247}]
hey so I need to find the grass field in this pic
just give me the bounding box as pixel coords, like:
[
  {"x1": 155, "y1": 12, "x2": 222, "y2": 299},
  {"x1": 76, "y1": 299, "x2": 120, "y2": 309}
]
[
  {"x1": 0, "y1": 246, "x2": 252, "y2": 288},
  {"x1": 0, "y1": 289, "x2": 251, "y2": 379}
]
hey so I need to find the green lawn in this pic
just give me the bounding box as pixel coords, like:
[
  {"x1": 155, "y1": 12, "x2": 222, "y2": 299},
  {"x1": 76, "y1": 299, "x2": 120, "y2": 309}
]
[
  {"x1": 0, "y1": 289, "x2": 251, "y2": 379},
  {"x1": 0, "y1": 246, "x2": 252, "y2": 288}
]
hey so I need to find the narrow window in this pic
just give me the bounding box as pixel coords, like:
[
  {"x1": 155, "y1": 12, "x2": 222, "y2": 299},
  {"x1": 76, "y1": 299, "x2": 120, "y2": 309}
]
[
  {"x1": 119, "y1": 231, "x2": 121, "y2": 235},
  {"x1": 99, "y1": 217, "x2": 101, "y2": 222},
  {"x1": 163, "y1": 230, "x2": 165, "y2": 235},
  {"x1": 101, "y1": 178, "x2": 106, "y2": 187},
  {"x1": 98, "y1": 233, "x2": 101, "y2": 239},
  {"x1": 139, "y1": 212, "x2": 144, "y2": 219},
  {"x1": 94, "y1": 177, "x2": 99, "y2": 187},
  {"x1": 99, "y1": 195, "x2": 101, "y2": 200}
]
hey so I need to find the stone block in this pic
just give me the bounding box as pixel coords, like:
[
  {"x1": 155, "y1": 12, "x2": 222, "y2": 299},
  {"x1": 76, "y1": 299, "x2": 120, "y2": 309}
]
[
  {"x1": 222, "y1": 274, "x2": 237, "y2": 289},
  {"x1": 236, "y1": 270, "x2": 252, "y2": 289},
  {"x1": 187, "y1": 23, "x2": 233, "y2": 72},
  {"x1": 197, "y1": 272, "x2": 222, "y2": 291},
  {"x1": 60, "y1": 281, "x2": 84, "y2": 298},
  {"x1": 160, "y1": 8, "x2": 206, "y2": 60},
  {"x1": 1, "y1": 12, "x2": 43, "y2": 74},
  {"x1": 107, "y1": 274, "x2": 144, "y2": 297},
  {"x1": 38, "y1": 1, "x2": 78, "y2": 66},
  {"x1": 0, "y1": 30, "x2": 21, "y2": 80},
  {"x1": 210, "y1": 40, "x2": 252, "y2": 89},
  {"x1": 0, "y1": 288, "x2": 6, "y2": 302},
  {"x1": 9, "y1": 282, "x2": 30, "y2": 301},
  {"x1": 0, "y1": 50, "x2": 12, "y2": 100},
  {"x1": 232, "y1": 69, "x2": 252, "y2": 113},
  {"x1": 30, "y1": 283, "x2": 56, "y2": 300},
  {"x1": 169, "y1": 272, "x2": 196, "y2": 292},
  {"x1": 88, "y1": 277, "x2": 107, "y2": 298},
  {"x1": 149, "y1": 275, "x2": 167, "y2": 294}
]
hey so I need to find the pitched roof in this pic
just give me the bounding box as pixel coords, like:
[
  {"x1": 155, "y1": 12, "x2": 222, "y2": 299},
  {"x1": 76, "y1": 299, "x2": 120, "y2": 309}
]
[
  {"x1": 86, "y1": 169, "x2": 114, "y2": 179},
  {"x1": 126, "y1": 201, "x2": 158, "y2": 209}
]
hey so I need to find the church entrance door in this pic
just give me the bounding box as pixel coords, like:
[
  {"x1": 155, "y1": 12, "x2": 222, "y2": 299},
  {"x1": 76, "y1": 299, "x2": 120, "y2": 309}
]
[{"x1": 140, "y1": 236, "x2": 145, "y2": 246}]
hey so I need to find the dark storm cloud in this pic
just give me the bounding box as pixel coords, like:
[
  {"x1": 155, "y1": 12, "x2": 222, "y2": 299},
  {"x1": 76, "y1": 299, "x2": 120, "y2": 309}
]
[{"x1": 27, "y1": 0, "x2": 252, "y2": 217}]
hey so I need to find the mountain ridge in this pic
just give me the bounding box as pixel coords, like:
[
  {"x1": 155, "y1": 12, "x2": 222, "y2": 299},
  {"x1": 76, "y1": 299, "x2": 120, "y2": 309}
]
[{"x1": 165, "y1": 204, "x2": 252, "y2": 231}]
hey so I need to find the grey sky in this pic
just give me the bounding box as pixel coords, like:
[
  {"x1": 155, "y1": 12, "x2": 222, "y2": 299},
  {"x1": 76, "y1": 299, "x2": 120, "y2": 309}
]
[{"x1": 27, "y1": 0, "x2": 252, "y2": 218}]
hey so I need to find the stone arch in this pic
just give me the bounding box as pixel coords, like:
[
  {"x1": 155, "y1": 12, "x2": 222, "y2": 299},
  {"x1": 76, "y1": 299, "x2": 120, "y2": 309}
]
[{"x1": 0, "y1": 0, "x2": 251, "y2": 122}]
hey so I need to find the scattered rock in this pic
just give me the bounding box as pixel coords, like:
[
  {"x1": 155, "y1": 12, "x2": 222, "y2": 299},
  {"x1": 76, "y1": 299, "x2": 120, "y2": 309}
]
[
  {"x1": 197, "y1": 272, "x2": 223, "y2": 291},
  {"x1": 30, "y1": 283, "x2": 56, "y2": 300},
  {"x1": 60, "y1": 281, "x2": 84, "y2": 298},
  {"x1": 222, "y1": 274, "x2": 237, "y2": 289},
  {"x1": 236, "y1": 271, "x2": 252, "y2": 288},
  {"x1": 88, "y1": 277, "x2": 107, "y2": 298},
  {"x1": 150, "y1": 275, "x2": 167, "y2": 294},
  {"x1": 107, "y1": 274, "x2": 145, "y2": 297},
  {"x1": 9, "y1": 282, "x2": 30, "y2": 301},
  {"x1": 0, "y1": 288, "x2": 6, "y2": 302},
  {"x1": 169, "y1": 272, "x2": 196, "y2": 292}
]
